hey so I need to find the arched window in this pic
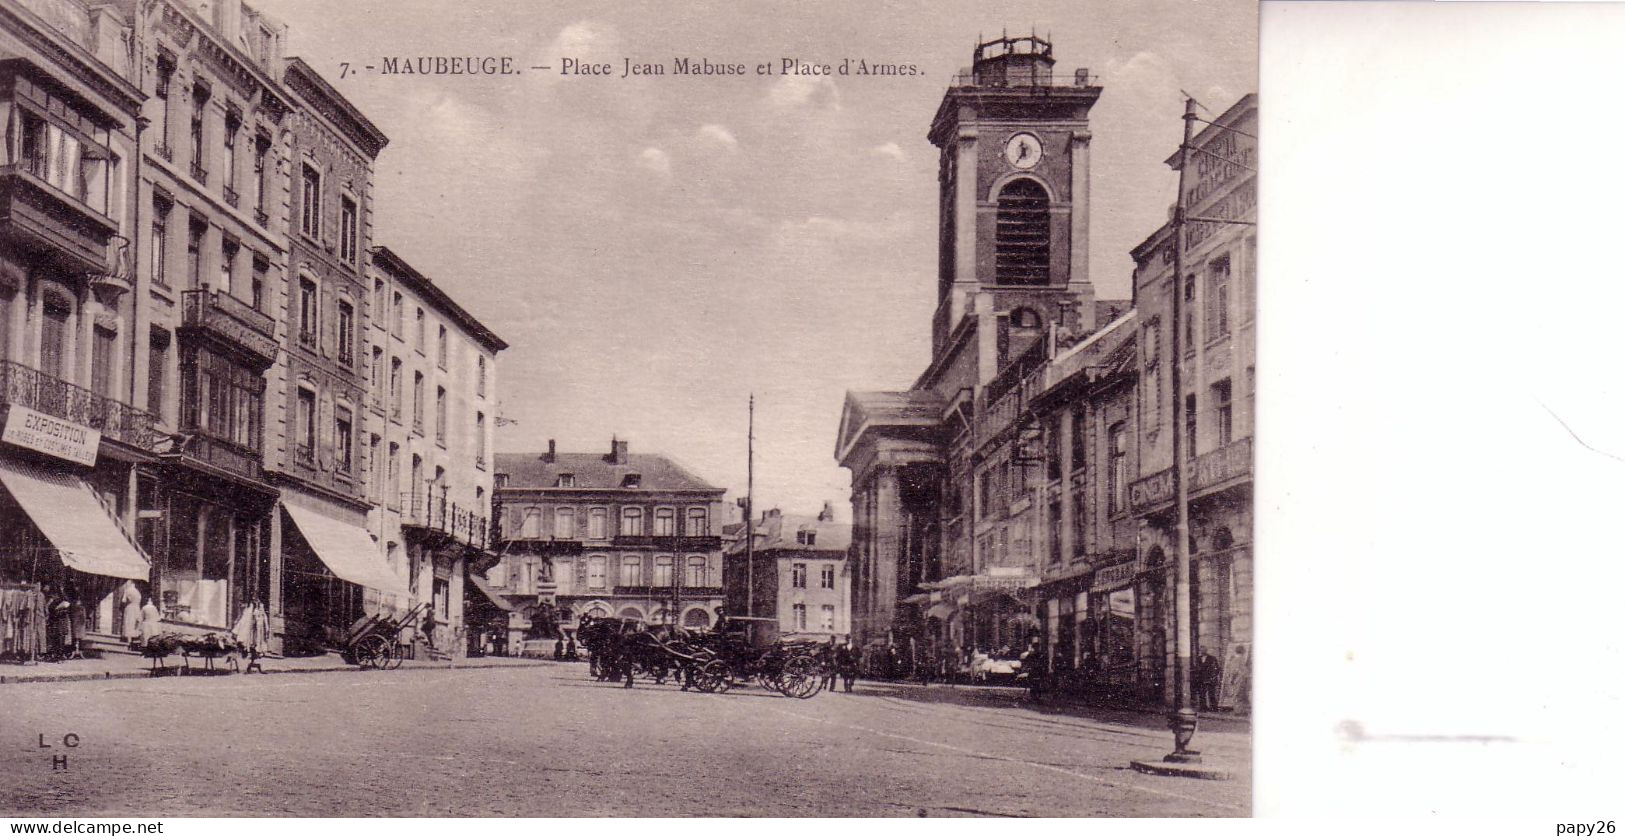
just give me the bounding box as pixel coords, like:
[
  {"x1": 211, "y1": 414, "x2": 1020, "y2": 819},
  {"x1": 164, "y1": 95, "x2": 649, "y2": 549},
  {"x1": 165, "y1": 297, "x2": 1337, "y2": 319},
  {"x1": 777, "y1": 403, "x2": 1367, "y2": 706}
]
[
  {"x1": 584, "y1": 605, "x2": 610, "y2": 620},
  {"x1": 620, "y1": 554, "x2": 642, "y2": 587},
  {"x1": 1010, "y1": 308, "x2": 1042, "y2": 330},
  {"x1": 621, "y1": 506, "x2": 643, "y2": 536},
  {"x1": 685, "y1": 556, "x2": 707, "y2": 587},
  {"x1": 683, "y1": 608, "x2": 711, "y2": 629},
  {"x1": 995, "y1": 179, "x2": 1050, "y2": 285},
  {"x1": 654, "y1": 507, "x2": 675, "y2": 536},
  {"x1": 617, "y1": 606, "x2": 645, "y2": 621}
]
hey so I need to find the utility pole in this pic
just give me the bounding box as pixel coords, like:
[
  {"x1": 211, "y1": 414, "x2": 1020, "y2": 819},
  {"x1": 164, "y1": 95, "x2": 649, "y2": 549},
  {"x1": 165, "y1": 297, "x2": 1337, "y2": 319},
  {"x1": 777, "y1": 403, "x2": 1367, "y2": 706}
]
[
  {"x1": 1136, "y1": 97, "x2": 1204, "y2": 772},
  {"x1": 744, "y1": 394, "x2": 755, "y2": 617}
]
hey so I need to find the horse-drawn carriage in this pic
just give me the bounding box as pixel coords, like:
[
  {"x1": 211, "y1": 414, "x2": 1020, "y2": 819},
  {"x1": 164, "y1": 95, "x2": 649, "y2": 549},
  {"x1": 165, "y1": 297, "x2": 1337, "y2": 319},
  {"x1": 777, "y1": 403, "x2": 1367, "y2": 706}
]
[{"x1": 576, "y1": 613, "x2": 825, "y2": 698}]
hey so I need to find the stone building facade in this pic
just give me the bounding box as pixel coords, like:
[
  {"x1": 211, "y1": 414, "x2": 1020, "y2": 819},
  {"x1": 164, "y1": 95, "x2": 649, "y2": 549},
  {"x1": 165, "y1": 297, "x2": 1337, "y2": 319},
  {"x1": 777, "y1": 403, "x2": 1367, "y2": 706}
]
[
  {"x1": 835, "y1": 35, "x2": 1254, "y2": 708},
  {"x1": 368, "y1": 246, "x2": 505, "y2": 660},
  {"x1": 723, "y1": 504, "x2": 851, "y2": 640},
  {"x1": 492, "y1": 439, "x2": 726, "y2": 640},
  {"x1": 0, "y1": 0, "x2": 507, "y2": 662}
]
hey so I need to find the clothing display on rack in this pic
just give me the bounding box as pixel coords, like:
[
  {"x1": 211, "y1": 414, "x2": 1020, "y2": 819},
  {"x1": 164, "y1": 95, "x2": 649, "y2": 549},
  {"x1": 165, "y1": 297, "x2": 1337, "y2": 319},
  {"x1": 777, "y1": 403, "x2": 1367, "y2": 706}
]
[
  {"x1": 231, "y1": 603, "x2": 272, "y2": 655},
  {"x1": 0, "y1": 585, "x2": 48, "y2": 660}
]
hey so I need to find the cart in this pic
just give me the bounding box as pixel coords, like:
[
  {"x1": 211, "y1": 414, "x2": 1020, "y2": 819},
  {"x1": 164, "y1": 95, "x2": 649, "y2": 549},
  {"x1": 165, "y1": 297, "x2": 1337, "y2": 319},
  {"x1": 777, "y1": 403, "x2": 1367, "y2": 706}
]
[
  {"x1": 340, "y1": 603, "x2": 428, "y2": 670},
  {"x1": 688, "y1": 616, "x2": 825, "y2": 698}
]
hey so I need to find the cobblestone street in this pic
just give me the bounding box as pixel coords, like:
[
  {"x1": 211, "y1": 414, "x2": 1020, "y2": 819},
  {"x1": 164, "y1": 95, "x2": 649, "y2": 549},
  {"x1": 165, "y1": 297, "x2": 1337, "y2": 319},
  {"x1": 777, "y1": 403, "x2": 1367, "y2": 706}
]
[{"x1": 0, "y1": 662, "x2": 1249, "y2": 817}]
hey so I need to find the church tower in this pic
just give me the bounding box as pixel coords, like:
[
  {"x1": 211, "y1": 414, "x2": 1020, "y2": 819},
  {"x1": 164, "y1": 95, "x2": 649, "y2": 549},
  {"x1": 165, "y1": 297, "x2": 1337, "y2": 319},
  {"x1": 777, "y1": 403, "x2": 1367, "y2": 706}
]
[{"x1": 927, "y1": 35, "x2": 1103, "y2": 381}]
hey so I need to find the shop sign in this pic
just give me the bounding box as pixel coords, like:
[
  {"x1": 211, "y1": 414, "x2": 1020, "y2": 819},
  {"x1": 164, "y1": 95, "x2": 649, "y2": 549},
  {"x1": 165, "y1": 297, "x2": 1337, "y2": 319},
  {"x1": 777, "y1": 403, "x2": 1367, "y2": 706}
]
[
  {"x1": 1130, "y1": 469, "x2": 1174, "y2": 511},
  {"x1": 2, "y1": 405, "x2": 99, "y2": 466},
  {"x1": 1091, "y1": 560, "x2": 1138, "y2": 592},
  {"x1": 1194, "y1": 437, "x2": 1252, "y2": 491}
]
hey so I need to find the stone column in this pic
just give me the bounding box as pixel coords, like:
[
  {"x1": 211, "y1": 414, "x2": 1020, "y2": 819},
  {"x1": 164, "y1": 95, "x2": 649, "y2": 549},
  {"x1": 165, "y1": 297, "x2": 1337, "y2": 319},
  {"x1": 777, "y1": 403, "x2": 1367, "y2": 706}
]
[
  {"x1": 873, "y1": 466, "x2": 902, "y2": 638},
  {"x1": 1059, "y1": 406, "x2": 1076, "y2": 562}
]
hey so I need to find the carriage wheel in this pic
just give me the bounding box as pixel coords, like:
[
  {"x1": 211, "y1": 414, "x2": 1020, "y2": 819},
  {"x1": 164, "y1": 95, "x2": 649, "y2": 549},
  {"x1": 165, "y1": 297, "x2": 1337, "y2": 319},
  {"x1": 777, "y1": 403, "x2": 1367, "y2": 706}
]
[
  {"x1": 695, "y1": 659, "x2": 732, "y2": 694},
  {"x1": 384, "y1": 641, "x2": 405, "y2": 670},
  {"x1": 354, "y1": 635, "x2": 389, "y2": 669},
  {"x1": 778, "y1": 655, "x2": 822, "y2": 698}
]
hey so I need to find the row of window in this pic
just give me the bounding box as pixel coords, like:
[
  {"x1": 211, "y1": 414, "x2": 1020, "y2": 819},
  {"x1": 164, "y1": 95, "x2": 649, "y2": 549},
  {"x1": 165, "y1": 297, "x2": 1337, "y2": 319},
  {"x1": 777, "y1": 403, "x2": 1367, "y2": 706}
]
[
  {"x1": 789, "y1": 603, "x2": 838, "y2": 632},
  {"x1": 0, "y1": 284, "x2": 122, "y2": 401},
  {"x1": 570, "y1": 554, "x2": 712, "y2": 590},
  {"x1": 789, "y1": 562, "x2": 838, "y2": 590},
  {"x1": 150, "y1": 196, "x2": 272, "y2": 303},
  {"x1": 508, "y1": 505, "x2": 710, "y2": 540},
  {"x1": 370, "y1": 438, "x2": 487, "y2": 513},
  {"x1": 370, "y1": 280, "x2": 482, "y2": 393},
  {"x1": 154, "y1": 57, "x2": 274, "y2": 223}
]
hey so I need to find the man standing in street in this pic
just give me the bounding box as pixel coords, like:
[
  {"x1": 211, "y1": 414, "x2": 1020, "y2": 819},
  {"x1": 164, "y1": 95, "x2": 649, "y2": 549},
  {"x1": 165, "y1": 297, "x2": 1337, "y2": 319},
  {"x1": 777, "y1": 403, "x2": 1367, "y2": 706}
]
[{"x1": 1195, "y1": 646, "x2": 1221, "y2": 711}]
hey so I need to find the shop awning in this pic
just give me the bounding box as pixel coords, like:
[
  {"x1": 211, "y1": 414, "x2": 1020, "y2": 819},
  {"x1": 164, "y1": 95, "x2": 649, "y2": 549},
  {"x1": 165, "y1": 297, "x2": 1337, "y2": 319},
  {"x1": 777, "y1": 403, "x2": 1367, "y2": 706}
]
[
  {"x1": 466, "y1": 572, "x2": 515, "y2": 612},
  {"x1": 925, "y1": 601, "x2": 956, "y2": 620},
  {"x1": 282, "y1": 502, "x2": 410, "y2": 597},
  {"x1": 0, "y1": 458, "x2": 150, "y2": 580}
]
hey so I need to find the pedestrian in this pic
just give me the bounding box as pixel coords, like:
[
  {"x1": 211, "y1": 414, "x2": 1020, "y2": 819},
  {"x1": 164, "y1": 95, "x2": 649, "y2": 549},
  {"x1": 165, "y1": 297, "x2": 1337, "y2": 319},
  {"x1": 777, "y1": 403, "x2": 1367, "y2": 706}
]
[
  {"x1": 1020, "y1": 638, "x2": 1047, "y2": 703},
  {"x1": 822, "y1": 636, "x2": 839, "y2": 691},
  {"x1": 553, "y1": 636, "x2": 564, "y2": 660},
  {"x1": 838, "y1": 641, "x2": 858, "y2": 693},
  {"x1": 1195, "y1": 646, "x2": 1221, "y2": 711}
]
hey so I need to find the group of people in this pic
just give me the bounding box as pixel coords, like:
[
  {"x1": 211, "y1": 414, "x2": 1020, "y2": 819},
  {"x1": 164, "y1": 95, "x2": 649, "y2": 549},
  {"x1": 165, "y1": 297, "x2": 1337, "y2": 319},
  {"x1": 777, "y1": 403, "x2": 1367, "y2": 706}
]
[{"x1": 818, "y1": 637, "x2": 860, "y2": 693}]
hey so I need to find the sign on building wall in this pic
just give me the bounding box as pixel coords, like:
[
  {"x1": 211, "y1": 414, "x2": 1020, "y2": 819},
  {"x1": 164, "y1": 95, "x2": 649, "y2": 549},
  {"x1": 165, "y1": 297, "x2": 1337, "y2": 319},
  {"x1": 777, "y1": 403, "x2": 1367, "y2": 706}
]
[{"x1": 2, "y1": 405, "x2": 100, "y2": 466}]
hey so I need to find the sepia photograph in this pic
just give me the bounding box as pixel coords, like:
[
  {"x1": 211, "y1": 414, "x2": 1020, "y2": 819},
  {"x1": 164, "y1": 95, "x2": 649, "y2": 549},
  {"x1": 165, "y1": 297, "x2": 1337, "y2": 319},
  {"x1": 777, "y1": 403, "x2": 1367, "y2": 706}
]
[{"x1": 0, "y1": 0, "x2": 1260, "y2": 820}]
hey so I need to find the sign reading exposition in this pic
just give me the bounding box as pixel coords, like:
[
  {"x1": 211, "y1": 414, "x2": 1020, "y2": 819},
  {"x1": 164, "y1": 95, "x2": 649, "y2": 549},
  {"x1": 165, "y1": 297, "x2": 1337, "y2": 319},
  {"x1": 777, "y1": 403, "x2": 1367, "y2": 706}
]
[{"x1": 2, "y1": 405, "x2": 100, "y2": 466}]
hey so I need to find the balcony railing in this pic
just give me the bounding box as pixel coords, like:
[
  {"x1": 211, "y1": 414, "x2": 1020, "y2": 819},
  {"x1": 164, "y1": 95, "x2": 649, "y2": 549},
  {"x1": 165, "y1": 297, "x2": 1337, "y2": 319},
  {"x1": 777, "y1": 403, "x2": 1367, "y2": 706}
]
[
  {"x1": 156, "y1": 143, "x2": 173, "y2": 162},
  {"x1": 1129, "y1": 436, "x2": 1253, "y2": 514},
  {"x1": 400, "y1": 490, "x2": 490, "y2": 551},
  {"x1": 181, "y1": 289, "x2": 277, "y2": 367},
  {"x1": 175, "y1": 432, "x2": 262, "y2": 482},
  {"x1": 0, "y1": 360, "x2": 157, "y2": 450},
  {"x1": 253, "y1": 208, "x2": 268, "y2": 227},
  {"x1": 223, "y1": 186, "x2": 238, "y2": 208},
  {"x1": 189, "y1": 161, "x2": 207, "y2": 184},
  {"x1": 612, "y1": 534, "x2": 723, "y2": 551}
]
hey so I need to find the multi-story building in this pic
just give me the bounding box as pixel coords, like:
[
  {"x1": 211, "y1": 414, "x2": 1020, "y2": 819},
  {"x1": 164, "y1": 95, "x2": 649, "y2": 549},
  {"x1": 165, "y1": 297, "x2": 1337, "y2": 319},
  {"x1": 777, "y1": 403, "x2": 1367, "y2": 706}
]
[
  {"x1": 492, "y1": 438, "x2": 726, "y2": 638},
  {"x1": 268, "y1": 56, "x2": 396, "y2": 653},
  {"x1": 1024, "y1": 310, "x2": 1142, "y2": 693},
  {"x1": 0, "y1": 0, "x2": 153, "y2": 638},
  {"x1": 723, "y1": 503, "x2": 851, "y2": 640},
  {"x1": 836, "y1": 52, "x2": 1255, "y2": 707},
  {"x1": 836, "y1": 35, "x2": 1124, "y2": 663},
  {"x1": 124, "y1": 0, "x2": 290, "y2": 636},
  {"x1": 369, "y1": 245, "x2": 505, "y2": 659},
  {"x1": 1124, "y1": 94, "x2": 1255, "y2": 705}
]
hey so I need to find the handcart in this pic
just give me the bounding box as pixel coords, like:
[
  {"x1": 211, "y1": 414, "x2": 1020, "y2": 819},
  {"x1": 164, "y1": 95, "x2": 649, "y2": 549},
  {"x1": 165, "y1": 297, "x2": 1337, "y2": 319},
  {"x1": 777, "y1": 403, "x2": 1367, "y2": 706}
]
[{"x1": 340, "y1": 602, "x2": 429, "y2": 670}]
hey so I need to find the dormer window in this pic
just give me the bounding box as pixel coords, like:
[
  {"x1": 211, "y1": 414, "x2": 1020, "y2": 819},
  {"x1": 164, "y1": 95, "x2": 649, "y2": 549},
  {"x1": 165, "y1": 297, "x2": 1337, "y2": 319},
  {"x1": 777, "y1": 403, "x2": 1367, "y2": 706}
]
[
  {"x1": 556, "y1": 473, "x2": 575, "y2": 488},
  {"x1": 621, "y1": 473, "x2": 642, "y2": 488},
  {"x1": 796, "y1": 530, "x2": 817, "y2": 546},
  {"x1": 494, "y1": 474, "x2": 509, "y2": 489}
]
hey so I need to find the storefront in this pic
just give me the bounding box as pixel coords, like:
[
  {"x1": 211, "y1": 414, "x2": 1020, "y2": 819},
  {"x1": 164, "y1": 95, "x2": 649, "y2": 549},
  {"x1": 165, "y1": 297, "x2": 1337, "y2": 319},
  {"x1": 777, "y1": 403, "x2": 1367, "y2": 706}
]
[{"x1": 278, "y1": 494, "x2": 410, "y2": 654}]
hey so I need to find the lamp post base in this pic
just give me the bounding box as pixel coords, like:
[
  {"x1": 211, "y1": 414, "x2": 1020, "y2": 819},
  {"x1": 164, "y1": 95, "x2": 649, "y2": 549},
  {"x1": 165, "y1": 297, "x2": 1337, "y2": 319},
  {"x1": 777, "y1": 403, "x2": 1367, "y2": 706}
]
[{"x1": 1126, "y1": 706, "x2": 1231, "y2": 779}]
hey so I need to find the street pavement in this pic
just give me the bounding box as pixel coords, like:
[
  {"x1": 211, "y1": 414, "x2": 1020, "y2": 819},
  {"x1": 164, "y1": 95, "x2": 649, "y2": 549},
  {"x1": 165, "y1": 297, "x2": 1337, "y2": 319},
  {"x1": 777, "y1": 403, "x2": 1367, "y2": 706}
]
[{"x1": 0, "y1": 662, "x2": 1250, "y2": 817}]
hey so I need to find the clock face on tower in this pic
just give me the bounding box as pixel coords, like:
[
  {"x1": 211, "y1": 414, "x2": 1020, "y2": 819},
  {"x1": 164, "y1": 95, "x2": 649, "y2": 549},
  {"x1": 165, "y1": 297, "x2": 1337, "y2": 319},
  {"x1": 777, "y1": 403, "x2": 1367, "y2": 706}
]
[{"x1": 1005, "y1": 132, "x2": 1042, "y2": 170}]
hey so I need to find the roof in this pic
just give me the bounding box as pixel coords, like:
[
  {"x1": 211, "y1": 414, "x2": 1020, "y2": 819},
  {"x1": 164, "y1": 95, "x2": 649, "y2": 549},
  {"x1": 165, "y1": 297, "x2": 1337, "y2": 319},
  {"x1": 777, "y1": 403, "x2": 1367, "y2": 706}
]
[
  {"x1": 1095, "y1": 299, "x2": 1131, "y2": 328},
  {"x1": 846, "y1": 390, "x2": 947, "y2": 423},
  {"x1": 284, "y1": 57, "x2": 390, "y2": 159},
  {"x1": 371, "y1": 246, "x2": 509, "y2": 354},
  {"x1": 494, "y1": 452, "x2": 723, "y2": 494},
  {"x1": 730, "y1": 512, "x2": 852, "y2": 555}
]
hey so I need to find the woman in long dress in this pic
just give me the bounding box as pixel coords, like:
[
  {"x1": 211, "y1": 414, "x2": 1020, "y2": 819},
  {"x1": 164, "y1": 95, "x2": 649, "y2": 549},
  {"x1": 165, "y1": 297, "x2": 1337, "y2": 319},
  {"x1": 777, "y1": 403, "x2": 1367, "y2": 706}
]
[
  {"x1": 139, "y1": 595, "x2": 163, "y2": 647},
  {"x1": 121, "y1": 580, "x2": 142, "y2": 640}
]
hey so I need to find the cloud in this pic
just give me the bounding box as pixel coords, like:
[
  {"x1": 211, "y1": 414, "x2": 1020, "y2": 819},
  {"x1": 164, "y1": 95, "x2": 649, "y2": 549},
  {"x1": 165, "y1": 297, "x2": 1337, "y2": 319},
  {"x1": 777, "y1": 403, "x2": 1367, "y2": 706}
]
[
  {"x1": 769, "y1": 74, "x2": 842, "y2": 111},
  {"x1": 871, "y1": 142, "x2": 905, "y2": 162},
  {"x1": 697, "y1": 123, "x2": 739, "y2": 150},
  {"x1": 638, "y1": 146, "x2": 671, "y2": 176},
  {"x1": 545, "y1": 21, "x2": 616, "y2": 61}
]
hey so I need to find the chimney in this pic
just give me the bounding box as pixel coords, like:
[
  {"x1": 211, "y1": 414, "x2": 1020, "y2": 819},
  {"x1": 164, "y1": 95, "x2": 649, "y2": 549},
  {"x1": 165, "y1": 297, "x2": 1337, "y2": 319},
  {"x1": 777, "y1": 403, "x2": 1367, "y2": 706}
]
[
  {"x1": 543, "y1": 439, "x2": 555, "y2": 464},
  {"x1": 819, "y1": 501, "x2": 835, "y2": 522},
  {"x1": 610, "y1": 436, "x2": 629, "y2": 465}
]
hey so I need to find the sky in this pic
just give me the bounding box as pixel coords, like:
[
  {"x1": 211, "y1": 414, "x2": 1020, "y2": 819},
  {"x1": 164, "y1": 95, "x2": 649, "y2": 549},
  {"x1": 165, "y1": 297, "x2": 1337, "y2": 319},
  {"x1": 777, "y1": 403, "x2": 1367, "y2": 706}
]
[{"x1": 250, "y1": 0, "x2": 1257, "y2": 521}]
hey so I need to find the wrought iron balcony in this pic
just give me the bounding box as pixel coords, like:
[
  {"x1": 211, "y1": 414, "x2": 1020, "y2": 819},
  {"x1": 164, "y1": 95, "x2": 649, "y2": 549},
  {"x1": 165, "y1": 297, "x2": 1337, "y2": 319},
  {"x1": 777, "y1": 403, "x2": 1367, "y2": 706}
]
[
  {"x1": 612, "y1": 534, "x2": 723, "y2": 551},
  {"x1": 171, "y1": 432, "x2": 262, "y2": 482},
  {"x1": 181, "y1": 289, "x2": 277, "y2": 368},
  {"x1": 400, "y1": 490, "x2": 491, "y2": 551},
  {"x1": 0, "y1": 360, "x2": 157, "y2": 450},
  {"x1": 156, "y1": 143, "x2": 173, "y2": 163},
  {"x1": 223, "y1": 186, "x2": 239, "y2": 208},
  {"x1": 253, "y1": 208, "x2": 268, "y2": 227},
  {"x1": 189, "y1": 161, "x2": 207, "y2": 184}
]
